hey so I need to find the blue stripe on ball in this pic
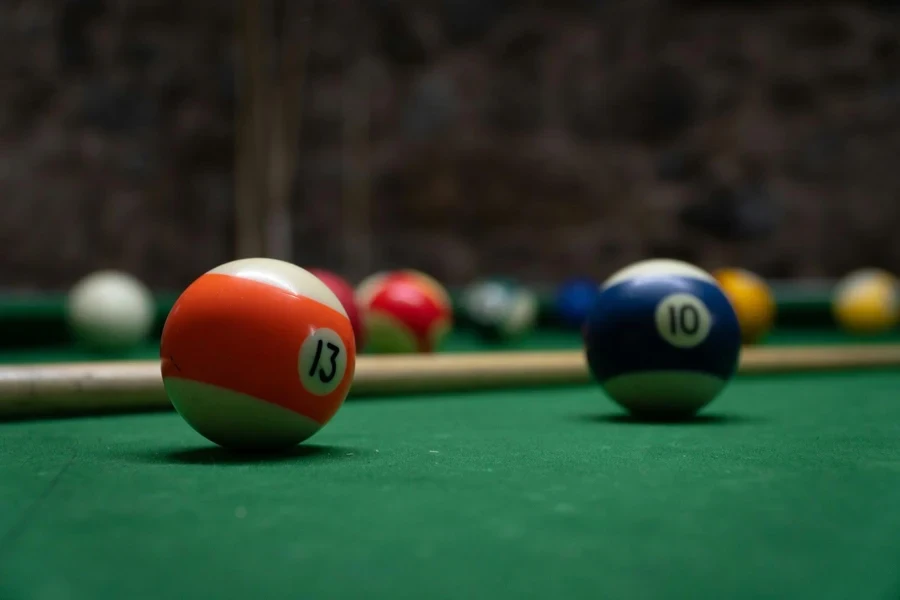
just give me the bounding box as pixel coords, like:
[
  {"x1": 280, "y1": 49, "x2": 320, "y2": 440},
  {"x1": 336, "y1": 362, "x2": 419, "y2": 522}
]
[{"x1": 584, "y1": 275, "x2": 741, "y2": 383}]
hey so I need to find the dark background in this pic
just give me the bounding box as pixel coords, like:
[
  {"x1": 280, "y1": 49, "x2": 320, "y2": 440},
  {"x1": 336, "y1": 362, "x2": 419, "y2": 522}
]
[{"x1": 3, "y1": 0, "x2": 900, "y2": 290}]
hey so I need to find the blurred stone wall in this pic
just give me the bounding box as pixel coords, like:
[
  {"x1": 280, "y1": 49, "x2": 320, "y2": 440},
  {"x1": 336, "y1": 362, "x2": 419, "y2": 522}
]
[{"x1": 2, "y1": 0, "x2": 900, "y2": 289}]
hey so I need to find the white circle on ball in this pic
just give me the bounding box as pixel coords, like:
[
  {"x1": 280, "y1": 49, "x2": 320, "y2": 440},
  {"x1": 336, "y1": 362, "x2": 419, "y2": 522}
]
[
  {"x1": 298, "y1": 328, "x2": 348, "y2": 396},
  {"x1": 654, "y1": 293, "x2": 712, "y2": 348}
]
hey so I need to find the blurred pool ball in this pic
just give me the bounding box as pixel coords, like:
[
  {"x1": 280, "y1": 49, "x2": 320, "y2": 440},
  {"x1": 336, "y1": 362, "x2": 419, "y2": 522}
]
[
  {"x1": 160, "y1": 258, "x2": 356, "y2": 451},
  {"x1": 461, "y1": 278, "x2": 538, "y2": 342},
  {"x1": 584, "y1": 259, "x2": 741, "y2": 419},
  {"x1": 555, "y1": 278, "x2": 600, "y2": 329},
  {"x1": 66, "y1": 270, "x2": 154, "y2": 353},
  {"x1": 832, "y1": 269, "x2": 900, "y2": 334},
  {"x1": 308, "y1": 269, "x2": 365, "y2": 349},
  {"x1": 712, "y1": 268, "x2": 775, "y2": 344},
  {"x1": 356, "y1": 270, "x2": 453, "y2": 353}
]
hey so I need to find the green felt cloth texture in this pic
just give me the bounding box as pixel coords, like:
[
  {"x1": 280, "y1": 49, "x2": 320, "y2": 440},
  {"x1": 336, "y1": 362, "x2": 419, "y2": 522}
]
[{"x1": 2, "y1": 372, "x2": 900, "y2": 600}]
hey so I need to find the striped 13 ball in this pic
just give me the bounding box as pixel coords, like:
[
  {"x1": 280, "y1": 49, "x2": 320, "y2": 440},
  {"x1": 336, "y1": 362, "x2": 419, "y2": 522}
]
[
  {"x1": 161, "y1": 259, "x2": 357, "y2": 451},
  {"x1": 584, "y1": 259, "x2": 742, "y2": 419}
]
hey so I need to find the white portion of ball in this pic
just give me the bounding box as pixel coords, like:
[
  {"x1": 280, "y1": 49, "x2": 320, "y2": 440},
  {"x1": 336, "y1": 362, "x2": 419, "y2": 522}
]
[
  {"x1": 355, "y1": 271, "x2": 391, "y2": 307},
  {"x1": 462, "y1": 281, "x2": 538, "y2": 338},
  {"x1": 503, "y1": 290, "x2": 538, "y2": 337},
  {"x1": 208, "y1": 258, "x2": 348, "y2": 318},
  {"x1": 67, "y1": 270, "x2": 154, "y2": 351},
  {"x1": 602, "y1": 371, "x2": 727, "y2": 417},
  {"x1": 603, "y1": 259, "x2": 716, "y2": 289},
  {"x1": 834, "y1": 268, "x2": 894, "y2": 291},
  {"x1": 833, "y1": 269, "x2": 899, "y2": 307},
  {"x1": 298, "y1": 327, "x2": 348, "y2": 396},
  {"x1": 165, "y1": 378, "x2": 323, "y2": 450},
  {"x1": 462, "y1": 281, "x2": 509, "y2": 322}
]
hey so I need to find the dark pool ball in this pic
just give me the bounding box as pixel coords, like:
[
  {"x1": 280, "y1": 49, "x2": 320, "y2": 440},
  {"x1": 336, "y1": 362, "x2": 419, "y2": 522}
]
[
  {"x1": 555, "y1": 278, "x2": 601, "y2": 329},
  {"x1": 461, "y1": 279, "x2": 538, "y2": 342},
  {"x1": 584, "y1": 259, "x2": 742, "y2": 419}
]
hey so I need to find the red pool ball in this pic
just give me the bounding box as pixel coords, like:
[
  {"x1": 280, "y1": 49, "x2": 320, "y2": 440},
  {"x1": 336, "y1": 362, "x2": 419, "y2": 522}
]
[{"x1": 356, "y1": 270, "x2": 453, "y2": 353}]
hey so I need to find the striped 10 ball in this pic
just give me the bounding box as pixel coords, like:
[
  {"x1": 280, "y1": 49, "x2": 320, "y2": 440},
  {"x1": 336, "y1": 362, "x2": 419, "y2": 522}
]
[{"x1": 584, "y1": 259, "x2": 742, "y2": 419}]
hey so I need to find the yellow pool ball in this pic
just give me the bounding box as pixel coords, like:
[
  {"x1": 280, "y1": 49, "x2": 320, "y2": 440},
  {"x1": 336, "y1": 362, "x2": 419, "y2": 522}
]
[
  {"x1": 713, "y1": 268, "x2": 775, "y2": 344},
  {"x1": 832, "y1": 269, "x2": 900, "y2": 334}
]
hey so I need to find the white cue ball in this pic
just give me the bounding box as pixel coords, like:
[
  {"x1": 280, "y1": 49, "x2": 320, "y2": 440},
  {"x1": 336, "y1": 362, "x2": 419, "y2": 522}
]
[{"x1": 67, "y1": 270, "x2": 154, "y2": 352}]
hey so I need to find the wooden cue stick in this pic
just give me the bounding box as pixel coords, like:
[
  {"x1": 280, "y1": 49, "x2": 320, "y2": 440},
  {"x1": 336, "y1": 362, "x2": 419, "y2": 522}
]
[{"x1": 0, "y1": 345, "x2": 898, "y2": 420}]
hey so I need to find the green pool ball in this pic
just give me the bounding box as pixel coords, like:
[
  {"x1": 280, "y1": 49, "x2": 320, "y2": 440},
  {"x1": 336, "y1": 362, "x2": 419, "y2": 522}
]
[{"x1": 461, "y1": 278, "x2": 538, "y2": 342}]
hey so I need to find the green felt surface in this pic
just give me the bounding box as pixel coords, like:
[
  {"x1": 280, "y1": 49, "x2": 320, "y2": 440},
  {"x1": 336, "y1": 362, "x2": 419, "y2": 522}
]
[{"x1": 1, "y1": 371, "x2": 900, "y2": 600}]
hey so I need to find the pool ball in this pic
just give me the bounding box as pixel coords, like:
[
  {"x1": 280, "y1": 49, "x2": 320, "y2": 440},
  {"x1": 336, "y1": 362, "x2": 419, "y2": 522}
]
[
  {"x1": 66, "y1": 270, "x2": 154, "y2": 352},
  {"x1": 461, "y1": 278, "x2": 538, "y2": 341},
  {"x1": 584, "y1": 259, "x2": 742, "y2": 419},
  {"x1": 832, "y1": 269, "x2": 900, "y2": 334},
  {"x1": 555, "y1": 278, "x2": 600, "y2": 329},
  {"x1": 160, "y1": 258, "x2": 356, "y2": 451},
  {"x1": 713, "y1": 268, "x2": 775, "y2": 344},
  {"x1": 308, "y1": 269, "x2": 365, "y2": 348},
  {"x1": 356, "y1": 270, "x2": 452, "y2": 353}
]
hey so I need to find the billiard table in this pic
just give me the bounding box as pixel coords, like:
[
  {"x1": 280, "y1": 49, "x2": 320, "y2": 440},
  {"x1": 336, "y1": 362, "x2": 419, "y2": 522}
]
[{"x1": 1, "y1": 291, "x2": 899, "y2": 600}]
